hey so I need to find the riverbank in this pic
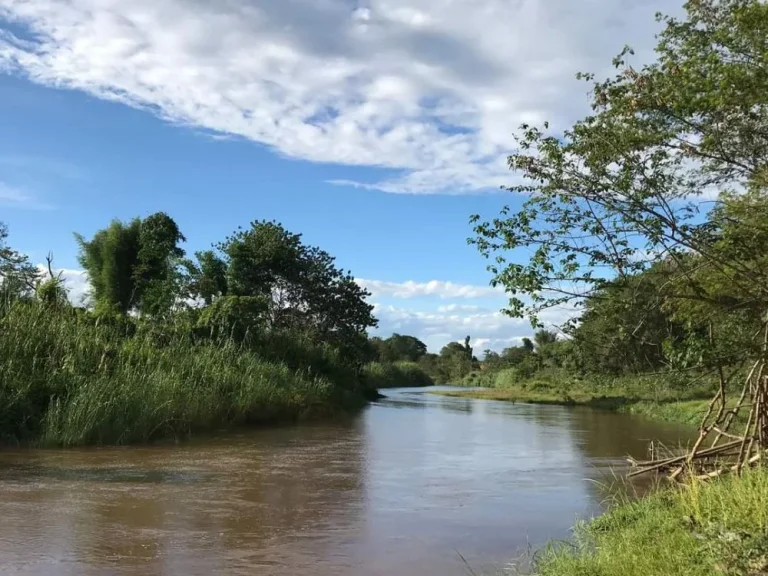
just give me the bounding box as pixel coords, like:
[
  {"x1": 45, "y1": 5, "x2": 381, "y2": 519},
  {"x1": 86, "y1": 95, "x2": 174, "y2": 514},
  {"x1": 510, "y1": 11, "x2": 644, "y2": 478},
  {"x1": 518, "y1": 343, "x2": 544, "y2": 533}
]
[
  {"x1": 429, "y1": 370, "x2": 734, "y2": 428},
  {"x1": 531, "y1": 468, "x2": 768, "y2": 576},
  {"x1": 432, "y1": 387, "x2": 716, "y2": 426},
  {"x1": 0, "y1": 302, "x2": 371, "y2": 447},
  {"x1": 435, "y1": 376, "x2": 767, "y2": 575}
]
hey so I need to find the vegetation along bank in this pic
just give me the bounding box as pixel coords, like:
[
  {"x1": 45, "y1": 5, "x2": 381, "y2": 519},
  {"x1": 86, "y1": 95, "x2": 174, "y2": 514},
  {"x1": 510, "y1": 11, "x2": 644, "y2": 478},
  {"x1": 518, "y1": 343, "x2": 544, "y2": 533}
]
[{"x1": 447, "y1": 0, "x2": 768, "y2": 573}]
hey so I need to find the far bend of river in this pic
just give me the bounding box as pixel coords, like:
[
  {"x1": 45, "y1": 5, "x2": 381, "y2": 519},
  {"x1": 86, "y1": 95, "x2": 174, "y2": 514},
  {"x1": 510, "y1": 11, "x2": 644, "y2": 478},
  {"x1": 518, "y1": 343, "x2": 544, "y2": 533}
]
[{"x1": 0, "y1": 387, "x2": 694, "y2": 576}]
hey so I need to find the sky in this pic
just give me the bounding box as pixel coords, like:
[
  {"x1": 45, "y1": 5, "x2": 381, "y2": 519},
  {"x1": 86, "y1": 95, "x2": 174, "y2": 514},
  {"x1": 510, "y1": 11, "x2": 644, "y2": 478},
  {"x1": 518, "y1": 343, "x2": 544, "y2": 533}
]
[{"x1": 0, "y1": 0, "x2": 678, "y2": 352}]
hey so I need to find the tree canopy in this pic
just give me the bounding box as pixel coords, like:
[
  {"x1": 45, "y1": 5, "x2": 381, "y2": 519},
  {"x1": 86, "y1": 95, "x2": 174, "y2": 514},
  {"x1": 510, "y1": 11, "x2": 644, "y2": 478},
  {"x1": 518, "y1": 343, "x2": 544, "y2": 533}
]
[
  {"x1": 192, "y1": 220, "x2": 377, "y2": 345},
  {"x1": 471, "y1": 0, "x2": 768, "y2": 376}
]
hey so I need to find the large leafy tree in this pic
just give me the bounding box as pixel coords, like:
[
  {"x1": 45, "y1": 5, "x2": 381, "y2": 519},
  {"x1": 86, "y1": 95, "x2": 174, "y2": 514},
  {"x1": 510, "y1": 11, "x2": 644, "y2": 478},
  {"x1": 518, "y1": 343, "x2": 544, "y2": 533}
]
[
  {"x1": 132, "y1": 212, "x2": 186, "y2": 317},
  {"x1": 184, "y1": 250, "x2": 228, "y2": 305},
  {"x1": 472, "y1": 0, "x2": 768, "y2": 350},
  {"x1": 372, "y1": 333, "x2": 429, "y2": 363},
  {"x1": 209, "y1": 220, "x2": 377, "y2": 343},
  {"x1": 571, "y1": 267, "x2": 686, "y2": 374}
]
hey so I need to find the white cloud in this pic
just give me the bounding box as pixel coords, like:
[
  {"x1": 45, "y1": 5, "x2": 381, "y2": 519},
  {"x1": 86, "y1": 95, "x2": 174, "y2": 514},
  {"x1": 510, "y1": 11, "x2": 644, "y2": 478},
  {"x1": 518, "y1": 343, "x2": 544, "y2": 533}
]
[
  {"x1": 357, "y1": 278, "x2": 503, "y2": 299},
  {"x1": 37, "y1": 266, "x2": 90, "y2": 305},
  {"x1": 0, "y1": 181, "x2": 52, "y2": 209},
  {"x1": 0, "y1": 0, "x2": 674, "y2": 193},
  {"x1": 436, "y1": 303, "x2": 485, "y2": 313},
  {"x1": 371, "y1": 302, "x2": 576, "y2": 352}
]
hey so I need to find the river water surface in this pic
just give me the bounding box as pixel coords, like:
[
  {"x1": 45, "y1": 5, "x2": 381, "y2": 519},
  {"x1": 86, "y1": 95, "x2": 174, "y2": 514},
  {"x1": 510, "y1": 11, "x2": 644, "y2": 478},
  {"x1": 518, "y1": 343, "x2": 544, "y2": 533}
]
[{"x1": 0, "y1": 387, "x2": 693, "y2": 575}]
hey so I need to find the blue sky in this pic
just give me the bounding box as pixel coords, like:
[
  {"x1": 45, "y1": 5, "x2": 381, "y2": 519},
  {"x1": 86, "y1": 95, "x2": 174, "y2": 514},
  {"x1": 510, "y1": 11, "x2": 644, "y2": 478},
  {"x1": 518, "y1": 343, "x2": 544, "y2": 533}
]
[{"x1": 0, "y1": 0, "x2": 675, "y2": 351}]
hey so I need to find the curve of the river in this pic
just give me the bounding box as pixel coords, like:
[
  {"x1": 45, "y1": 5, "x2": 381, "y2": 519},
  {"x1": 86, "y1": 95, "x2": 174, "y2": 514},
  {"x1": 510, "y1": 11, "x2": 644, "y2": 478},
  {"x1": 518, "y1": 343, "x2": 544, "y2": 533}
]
[{"x1": 0, "y1": 387, "x2": 693, "y2": 575}]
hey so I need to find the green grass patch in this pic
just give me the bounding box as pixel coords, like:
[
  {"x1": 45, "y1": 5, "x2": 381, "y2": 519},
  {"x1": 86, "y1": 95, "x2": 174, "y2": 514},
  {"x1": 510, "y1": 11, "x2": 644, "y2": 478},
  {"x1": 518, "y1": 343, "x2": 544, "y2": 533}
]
[
  {"x1": 533, "y1": 469, "x2": 768, "y2": 576},
  {"x1": 429, "y1": 370, "x2": 724, "y2": 426}
]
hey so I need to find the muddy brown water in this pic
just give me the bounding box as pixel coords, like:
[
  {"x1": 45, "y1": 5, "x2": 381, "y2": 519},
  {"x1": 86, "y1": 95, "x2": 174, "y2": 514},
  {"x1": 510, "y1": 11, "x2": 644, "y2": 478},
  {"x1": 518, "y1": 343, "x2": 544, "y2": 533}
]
[{"x1": 0, "y1": 387, "x2": 694, "y2": 575}]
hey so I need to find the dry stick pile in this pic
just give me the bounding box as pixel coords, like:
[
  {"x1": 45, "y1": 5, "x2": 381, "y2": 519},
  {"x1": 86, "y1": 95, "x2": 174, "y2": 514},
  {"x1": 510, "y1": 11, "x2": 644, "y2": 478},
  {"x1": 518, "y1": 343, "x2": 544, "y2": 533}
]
[{"x1": 628, "y1": 356, "x2": 768, "y2": 481}]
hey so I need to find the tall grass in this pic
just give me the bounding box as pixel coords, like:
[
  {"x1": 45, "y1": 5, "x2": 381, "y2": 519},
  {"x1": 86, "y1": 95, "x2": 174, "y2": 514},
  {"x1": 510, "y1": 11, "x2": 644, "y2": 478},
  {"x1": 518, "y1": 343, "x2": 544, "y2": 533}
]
[
  {"x1": 362, "y1": 361, "x2": 434, "y2": 389},
  {"x1": 0, "y1": 302, "x2": 363, "y2": 446},
  {"x1": 533, "y1": 469, "x2": 768, "y2": 576}
]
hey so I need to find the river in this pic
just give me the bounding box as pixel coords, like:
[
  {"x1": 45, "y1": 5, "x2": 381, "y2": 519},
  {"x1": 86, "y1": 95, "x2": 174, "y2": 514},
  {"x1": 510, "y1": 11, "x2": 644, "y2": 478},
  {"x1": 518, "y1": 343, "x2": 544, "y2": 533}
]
[{"x1": 0, "y1": 387, "x2": 692, "y2": 575}]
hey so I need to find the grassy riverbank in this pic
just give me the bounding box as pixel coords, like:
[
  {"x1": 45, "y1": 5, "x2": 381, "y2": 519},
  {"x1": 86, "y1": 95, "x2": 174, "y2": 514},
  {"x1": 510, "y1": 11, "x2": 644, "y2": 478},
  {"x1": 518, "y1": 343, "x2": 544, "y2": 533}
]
[
  {"x1": 0, "y1": 302, "x2": 369, "y2": 447},
  {"x1": 433, "y1": 370, "x2": 727, "y2": 422},
  {"x1": 532, "y1": 469, "x2": 768, "y2": 576}
]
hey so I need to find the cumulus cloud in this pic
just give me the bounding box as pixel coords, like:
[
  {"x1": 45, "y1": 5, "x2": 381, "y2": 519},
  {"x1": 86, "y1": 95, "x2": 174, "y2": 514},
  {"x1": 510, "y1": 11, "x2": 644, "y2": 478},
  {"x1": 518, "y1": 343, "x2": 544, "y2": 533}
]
[
  {"x1": 0, "y1": 0, "x2": 673, "y2": 193},
  {"x1": 371, "y1": 301, "x2": 576, "y2": 352},
  {"x1": 357, "y1": 278, "x2": 503, "y2": 299},
  {"x1": 37, "y1": 266, "x2": 90, "y2": 305}
]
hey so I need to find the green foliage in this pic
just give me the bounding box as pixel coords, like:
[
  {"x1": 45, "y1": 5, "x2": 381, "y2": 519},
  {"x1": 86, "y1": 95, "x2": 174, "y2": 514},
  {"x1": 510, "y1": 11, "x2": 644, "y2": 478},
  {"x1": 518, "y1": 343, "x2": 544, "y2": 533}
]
[
  {"x1": 132, "y1": 212, "x2": 186, "y2": 317},
  {"x1": 0, "y1": 301, "x2": 360, "y2": 446},
  {"x1": 533, "y1": 329, "x2": 557, "y2": 349},
  {"x1": 533, "y1": 469, "x2": 768, "y2": 576},
  {"x1": 35, "y1": 276, "x2": 69, "y2": 309},
  {"x1": 362, "y1": 361, "x2": 434, "y2": 389},
  {"x1": 76, "y1": 217, "x2": 142, "y2": 315},
  {"x1": 0, "y1": 213, "x2": 386, "y2": 445},
  {"x1": 370, "y1": 333, "x2": 428, "y2": 363},
  {"x1": 196, "y1": 295, "x2": 269, "y2": 342},
  {"x1": 0, "y1": 222, "x2": 39, "y2": 305},
  {"x1": 470, "y1": 0, "x2": 768, "y2": 384},
  {"x1": 184, "y1": 250, "x2": 228, "y2": 305},
  {"x1": 217, "y1": 220, "x2": 376, "y2": 344}
]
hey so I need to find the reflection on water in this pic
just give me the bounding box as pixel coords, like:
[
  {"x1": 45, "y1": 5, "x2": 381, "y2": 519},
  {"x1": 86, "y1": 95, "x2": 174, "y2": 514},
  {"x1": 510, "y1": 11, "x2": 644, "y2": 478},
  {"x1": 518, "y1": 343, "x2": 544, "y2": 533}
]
[{"x1": 0, "y1": 387, "x2": 693, "y2": 575}]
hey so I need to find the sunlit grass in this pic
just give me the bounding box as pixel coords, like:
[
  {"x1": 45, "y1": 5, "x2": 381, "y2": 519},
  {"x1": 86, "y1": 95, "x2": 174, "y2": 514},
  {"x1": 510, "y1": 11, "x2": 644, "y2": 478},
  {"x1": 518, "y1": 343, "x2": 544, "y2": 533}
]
[
  {"x1": 532, "y1": 469, "x2": 768, "y2": 576},
  {"x1": 431, "y1": 369, "x2": 726, "y2": 427}
]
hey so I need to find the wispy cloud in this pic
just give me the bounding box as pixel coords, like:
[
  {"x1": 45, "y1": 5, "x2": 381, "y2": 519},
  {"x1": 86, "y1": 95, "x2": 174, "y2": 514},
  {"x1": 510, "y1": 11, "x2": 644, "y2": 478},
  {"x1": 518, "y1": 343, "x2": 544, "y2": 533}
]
[
  {"x1": 357, "y1": 278, "x2": 504, "y2": 299},
  {"x1": 0, "y1": 0, "x2": 673, "y2": 194},
  {"x1": 0, "y1": 181, "x2": 52, "y2": 210}
]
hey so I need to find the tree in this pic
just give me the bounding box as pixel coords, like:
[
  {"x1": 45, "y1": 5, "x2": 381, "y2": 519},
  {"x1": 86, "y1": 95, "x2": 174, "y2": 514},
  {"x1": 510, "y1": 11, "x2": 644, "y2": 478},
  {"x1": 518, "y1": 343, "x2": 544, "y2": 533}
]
[
  {"x1": 216, "y1": 220, "x2": 377, "y2": 343},
  {"x1": 132, "y1": 212, "x2": 186, "y2": 317},
  {"x1": 0, "y1": 222, "x2": 39, "y2": 303},
  {"x1": 522, "y1": 338, "x2": 534, "y2": 353},
  {"x1": 533, "y1": 329, "x2": 558, "y2": 349},
  {"x1": 184, "y1": 250, "x2": 228, "y2": 305},
  {"x1": 471, "y1": 0, "x2": 768, "y2": 328},
  {"x1": 438, "y1": 337, "x2": 477, "y2": 381},
  {"x1": 372, "y1": 333, "x2": 428, "y2": 363},
  {"x1": 570, "y1": 267, "x2": 687, "y2": 374},
  {"x1": 76, "y1": 214, "x2": 186, "y2": 316},
  {"x1": 76, "y1": 218, "x2": 141, "y2": 315},
  {"x1": 499, "y1": 344, "x2": 532, "y2": 366}
]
